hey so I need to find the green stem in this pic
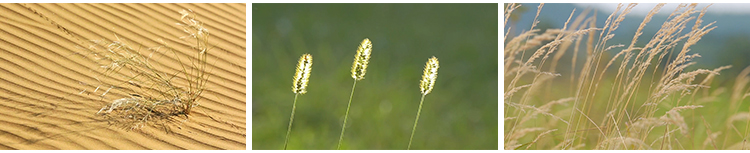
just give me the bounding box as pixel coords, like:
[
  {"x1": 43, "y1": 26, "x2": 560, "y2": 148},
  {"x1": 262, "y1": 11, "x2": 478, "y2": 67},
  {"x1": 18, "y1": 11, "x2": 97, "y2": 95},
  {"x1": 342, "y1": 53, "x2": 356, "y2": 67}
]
[
  {"x1": 284, "y1": 93, "x2": 299, "y2": 150},
  {"x1": 337, "y1": 80, "x2": 358, "y2": 149},
  {"x1": 408, "y1": 94, "x2": 426, "y2": 150}
]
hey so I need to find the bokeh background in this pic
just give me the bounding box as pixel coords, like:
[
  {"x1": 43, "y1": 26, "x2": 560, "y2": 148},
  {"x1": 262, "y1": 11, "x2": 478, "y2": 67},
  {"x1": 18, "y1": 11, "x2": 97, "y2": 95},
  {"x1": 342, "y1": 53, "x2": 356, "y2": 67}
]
[{"x1": 252, "y1": 4, "x2": 498, "y2": 150}]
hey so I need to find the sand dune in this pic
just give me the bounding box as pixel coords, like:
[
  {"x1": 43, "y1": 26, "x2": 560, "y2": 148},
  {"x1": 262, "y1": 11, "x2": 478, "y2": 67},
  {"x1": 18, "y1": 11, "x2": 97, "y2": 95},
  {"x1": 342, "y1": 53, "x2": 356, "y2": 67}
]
[{"x1": 0, "y1": 3, "x2": 245, "y2": 149}]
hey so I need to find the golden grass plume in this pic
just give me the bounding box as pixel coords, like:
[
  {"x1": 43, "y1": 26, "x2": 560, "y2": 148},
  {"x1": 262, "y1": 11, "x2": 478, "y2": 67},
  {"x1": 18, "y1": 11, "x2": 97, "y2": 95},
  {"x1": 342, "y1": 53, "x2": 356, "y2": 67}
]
[
  {"x1": 420, "y1": 56, "x2": 439, "y2": 95},
  {"x1": 293, "y1": 54, "x2": 313, "y2": 94},
  {"x1": 351, "y1": 38, "x2": 372, "y2": 80}
]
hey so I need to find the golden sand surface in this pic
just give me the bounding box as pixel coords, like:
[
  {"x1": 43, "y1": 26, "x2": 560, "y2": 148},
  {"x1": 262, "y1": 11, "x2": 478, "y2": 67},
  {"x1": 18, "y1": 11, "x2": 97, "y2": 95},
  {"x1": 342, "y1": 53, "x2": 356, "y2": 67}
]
[{"x1": 0, "y1": 3, "x2": 246, "y2": 149}]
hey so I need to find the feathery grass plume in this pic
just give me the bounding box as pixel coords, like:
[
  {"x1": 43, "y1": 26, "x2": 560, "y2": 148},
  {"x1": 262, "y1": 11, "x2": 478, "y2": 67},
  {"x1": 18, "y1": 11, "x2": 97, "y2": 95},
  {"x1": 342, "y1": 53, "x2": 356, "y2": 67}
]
[
  {"x1": 93, "y1": 9, "x2": 212, "y2": 132},
  {"x1": 285, "y1": 53, "x2": 312, "y2": 150},
  {"x1": 337, "y1": 38, "x2": 372, "y2": 149},
  {"x1": 351, "y1": 38, "x2": 372, "y2": 80},
  {"x1": 408, "y1": 56, "x2": 439, "y2": 149},
  {"x1": 420, "y1": 56, "x2": 439, "y2": 95},
  {"x1": 731, "y1": 66, "x2": 750, "y2": 111},
  {"x1": 726, "y1": 112, "x2": 750, "y2": 126},
  {"x1": 292, "y1": 54, "x2": 313, "y2": 94},
  {"x1": 703, "y1": 131, "x2": 721, "y2": 149},
  {"x1": 628, "y1": 105, "x2": 702, "y2": 148}
]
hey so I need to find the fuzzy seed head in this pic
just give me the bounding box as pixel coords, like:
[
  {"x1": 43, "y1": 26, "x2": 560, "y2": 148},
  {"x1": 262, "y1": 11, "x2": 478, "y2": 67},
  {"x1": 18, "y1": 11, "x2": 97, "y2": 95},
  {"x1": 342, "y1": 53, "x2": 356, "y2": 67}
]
[
  {"x1": 293, "y1": 54, "x2": 312, "y2": 94},
  {"x1": 420, "y1": 56, "x2": 439, "y2": 95},
  {"x1": 351, "y1": 38, "x2": 372, "y2": 80}
]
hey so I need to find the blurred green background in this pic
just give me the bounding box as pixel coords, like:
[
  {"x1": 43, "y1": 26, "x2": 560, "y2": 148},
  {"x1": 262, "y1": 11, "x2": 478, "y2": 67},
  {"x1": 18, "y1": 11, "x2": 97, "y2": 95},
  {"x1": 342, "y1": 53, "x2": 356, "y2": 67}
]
[{"x1": 251, "y1": 4, "x2": 498, "y2": 150}]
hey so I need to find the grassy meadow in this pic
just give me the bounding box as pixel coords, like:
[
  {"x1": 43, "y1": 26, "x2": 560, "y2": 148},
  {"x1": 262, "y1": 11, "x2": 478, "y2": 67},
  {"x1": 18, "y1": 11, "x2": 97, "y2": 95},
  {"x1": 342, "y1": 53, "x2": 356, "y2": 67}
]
[
  {"x1": 504, "y1": 3, "x2": 750, "y2": 149},
  {"x1": 252, "y1": 4, "x2": 498, "y2": 149}
]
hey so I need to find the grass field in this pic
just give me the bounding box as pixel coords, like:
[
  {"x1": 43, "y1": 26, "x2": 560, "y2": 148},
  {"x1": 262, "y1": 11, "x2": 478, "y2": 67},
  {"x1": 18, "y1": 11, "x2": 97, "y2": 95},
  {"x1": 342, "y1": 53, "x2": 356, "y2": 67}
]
[{"x1": 504, "y1": 3, "x2": 750, "y2": 150}]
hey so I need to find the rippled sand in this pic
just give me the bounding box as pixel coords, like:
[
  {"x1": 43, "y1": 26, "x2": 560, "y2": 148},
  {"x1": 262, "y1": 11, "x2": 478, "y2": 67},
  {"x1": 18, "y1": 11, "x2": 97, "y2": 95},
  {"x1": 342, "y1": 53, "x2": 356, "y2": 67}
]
[{"x1": 0, "y1": 3, "x2": 245, "y2": 149}]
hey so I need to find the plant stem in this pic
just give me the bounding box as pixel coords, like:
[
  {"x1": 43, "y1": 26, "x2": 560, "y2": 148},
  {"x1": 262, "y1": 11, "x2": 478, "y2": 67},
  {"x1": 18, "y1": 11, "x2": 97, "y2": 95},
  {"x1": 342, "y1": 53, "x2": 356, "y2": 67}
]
[
  {"x1": 284, "y1": 93, "x2": 299, "y2": 150},
  {"x1": 408, "y1": 94, "x2": 426, "y2": 150},
  {"x1": 337, "y1": 80, "x2": 358, "y2": 149}
]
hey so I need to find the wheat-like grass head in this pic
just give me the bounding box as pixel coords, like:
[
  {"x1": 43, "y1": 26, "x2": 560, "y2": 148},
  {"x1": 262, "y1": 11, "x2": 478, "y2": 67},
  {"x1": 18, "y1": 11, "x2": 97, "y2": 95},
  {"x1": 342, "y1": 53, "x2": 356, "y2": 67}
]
[
  {"x1": 351, "y1": 38, "x2": 372, "y2": 80},
  {"x1": 293, "y1": 54, "x2": 313, "y2": 94},
  {"x1": 420, "y1": 56, "x2": 439, "y2": 95}
]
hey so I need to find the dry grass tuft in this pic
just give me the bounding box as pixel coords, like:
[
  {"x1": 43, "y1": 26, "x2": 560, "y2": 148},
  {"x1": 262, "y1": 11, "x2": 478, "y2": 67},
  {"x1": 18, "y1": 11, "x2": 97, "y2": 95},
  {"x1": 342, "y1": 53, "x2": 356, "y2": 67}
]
[{"x1": 93, "y1": 9, "x2": 212, "y2": 131}]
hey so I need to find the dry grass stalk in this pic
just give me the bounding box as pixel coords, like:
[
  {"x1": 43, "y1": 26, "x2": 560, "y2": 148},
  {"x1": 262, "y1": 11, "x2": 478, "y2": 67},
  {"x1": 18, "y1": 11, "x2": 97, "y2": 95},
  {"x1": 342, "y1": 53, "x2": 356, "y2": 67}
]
[
  {"x1": 663, "y1": 105, "x2": 703, "y2": 135},
  {"x1": 696, "y1": 65, "x2": 732, "y2": 96},
  {"x1": 727, "y1": 112, "x2": 750, "y2": 126},
  {"x1": 649, "y1": 128, "x2": 682, "y2": 149},
  {"x1": 726, "y1": 141, "x2": 750, "y2": 150},
  {"x1": 550, "y1": 139, "x2": 582, "y2": 150},
  {"x1": 551, "y1": 139, "x2": 572, "y2": 150},
  {"x1": 549, "y1": 8, "x2": 592, "y2": 73},
  {"x1": 703, "y1": 131, "x2": 721, "y2": 149},
  {"x1": 731, "y1": 66, "x2": 750, "y2": 111},
  {"x1": 631, "y1": 105, "x2": 702, "y2": 136},
  {"x1": 599, "y1": 136, "x2": 650, "y2": 150},
  {"x1": 505, "y1": 127, "x2": 545, "y2": 150},
  {"x1": 503, "y1": 3, "x2": 521, "y2": 29},
  {"x1": 504, "y1": 84, "x2": 532, "y2": 101},
  {"x1": 520, "y1": 129, "x2": 562, "y2": 149},
  {"x1": 505, "y1": 98, "x2": 574, "y2": 150},
  {"x1": 630, "y1": 117, "x2": 668, "y2": 132},
  {"x1": 505, "y1": 117, "x2": 518, "y2": 121},
  {"x1": 519, "y1": 29, "x2": 560, "y2": 50},
  {"x1": 512, "y1": 97, "x2": 573, "y2": 125}
]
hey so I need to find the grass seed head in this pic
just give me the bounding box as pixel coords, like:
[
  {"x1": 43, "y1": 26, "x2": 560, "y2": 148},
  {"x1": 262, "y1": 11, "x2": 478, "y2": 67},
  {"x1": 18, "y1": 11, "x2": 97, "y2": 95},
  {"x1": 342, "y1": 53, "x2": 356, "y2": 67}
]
[
  {"x1": 293, "y1": 54, "x2": 313, "y2": 94},
  {"x1": 420, "y1": 56, "x2": 439, "y2": 95},
  {"x1": 351, "y1": 38, "x2": 372, "y2": 80}
]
